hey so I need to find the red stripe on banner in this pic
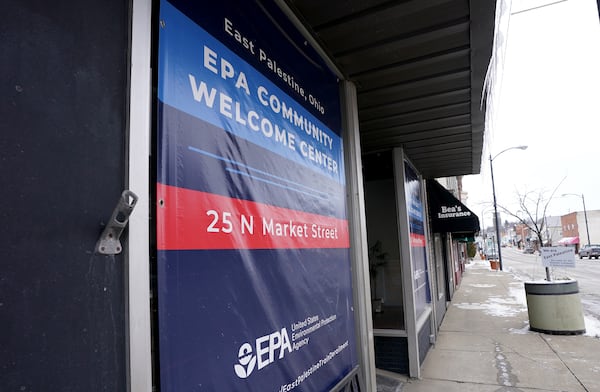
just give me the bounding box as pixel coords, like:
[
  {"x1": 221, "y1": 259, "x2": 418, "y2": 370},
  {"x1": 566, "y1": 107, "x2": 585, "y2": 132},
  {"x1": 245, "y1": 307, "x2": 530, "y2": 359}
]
[
  {"x1": 157, "y1": 183, "x2": 350, "y2": 250},
  {"x1": 410, "y1": 233, "x2": 426, "y2": 248}
]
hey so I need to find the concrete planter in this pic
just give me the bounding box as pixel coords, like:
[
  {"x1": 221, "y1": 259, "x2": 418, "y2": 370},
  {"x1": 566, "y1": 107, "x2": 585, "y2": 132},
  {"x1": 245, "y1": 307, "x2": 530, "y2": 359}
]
[{"x1": 524, "y1": 280, "x2": 585, "y2": 335}]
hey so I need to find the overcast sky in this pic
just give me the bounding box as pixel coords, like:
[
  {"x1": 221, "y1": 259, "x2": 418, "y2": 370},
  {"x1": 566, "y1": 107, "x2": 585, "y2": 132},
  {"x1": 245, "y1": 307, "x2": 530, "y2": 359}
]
[{"x1": 463, "y1": 0, "x2": 600, "y2": 226}]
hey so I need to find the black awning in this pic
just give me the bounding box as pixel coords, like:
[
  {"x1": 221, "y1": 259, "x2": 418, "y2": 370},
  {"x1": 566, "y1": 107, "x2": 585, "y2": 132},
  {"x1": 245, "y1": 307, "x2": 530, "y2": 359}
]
[{"x1": 426, "y1": 179, "x2": 480, "y2": 234}]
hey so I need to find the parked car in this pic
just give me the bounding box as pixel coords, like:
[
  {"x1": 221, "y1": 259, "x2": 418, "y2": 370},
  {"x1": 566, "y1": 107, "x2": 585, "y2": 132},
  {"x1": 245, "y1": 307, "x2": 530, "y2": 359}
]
[{"x1": 579, "y1": 244, "x2": 600, "y2": 259}]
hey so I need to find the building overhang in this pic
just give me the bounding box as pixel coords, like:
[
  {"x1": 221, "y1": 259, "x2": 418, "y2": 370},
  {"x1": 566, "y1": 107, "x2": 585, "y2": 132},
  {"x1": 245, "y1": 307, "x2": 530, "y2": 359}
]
[
  {"x1": 284, "y1": 0, "x2": 497, "y2": 178},
  {"x1": 558, "y1": 236, "x2": 580, "y2": 245}
]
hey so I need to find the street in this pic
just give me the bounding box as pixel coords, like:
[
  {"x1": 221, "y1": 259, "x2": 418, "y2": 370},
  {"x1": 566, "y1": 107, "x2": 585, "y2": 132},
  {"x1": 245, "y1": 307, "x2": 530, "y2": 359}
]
[{"x1": 500, "y1": 246, "x2": 600, "y2": 322}]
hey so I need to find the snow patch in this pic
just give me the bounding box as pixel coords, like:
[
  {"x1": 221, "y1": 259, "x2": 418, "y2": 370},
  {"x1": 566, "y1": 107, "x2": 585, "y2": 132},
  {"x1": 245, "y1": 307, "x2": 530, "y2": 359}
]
[
  {"x1": 584, "y1": 315, "x2": 600, "y2": 338},
  {"x1": 508, "y1": 283, "x2": 527, "y2": 306},
  {"x1": 466, "y1": 260, "x2": 489, "y2": 269},
  {"x1": 454, "y1": 283, "x2": 527, "y2": 318},
  {"x1": 454, "y1": 299, "x2": 526, "y2": 317},
  {"x1": 509, "y1": 322, "x2": 531, "y2": 335},
  {"x1": 470, "y1": 284, "x2": 496, "y2": 288}
]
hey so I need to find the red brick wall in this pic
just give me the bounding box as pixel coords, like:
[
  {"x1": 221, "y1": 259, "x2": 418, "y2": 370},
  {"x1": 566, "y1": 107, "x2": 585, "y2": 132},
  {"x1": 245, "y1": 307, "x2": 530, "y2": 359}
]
[{"x1": 561, "y1": 212, "x2": 578, "y2": 237}]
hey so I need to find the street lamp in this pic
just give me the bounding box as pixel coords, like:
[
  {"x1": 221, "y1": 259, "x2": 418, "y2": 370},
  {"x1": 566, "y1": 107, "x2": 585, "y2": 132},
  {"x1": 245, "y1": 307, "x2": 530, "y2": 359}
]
[
  {"x1": 561, "y1": 193, "x2": 590, "y2": 246},
  {"x1": 490, "y1": 145, "x2": 528, "y2": 270}
]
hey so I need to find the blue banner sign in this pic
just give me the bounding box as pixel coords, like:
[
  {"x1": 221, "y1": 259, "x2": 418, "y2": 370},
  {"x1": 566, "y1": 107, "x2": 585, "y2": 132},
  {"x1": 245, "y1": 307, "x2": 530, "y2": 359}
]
[
  {"x1": 404, "y1": 161, "x2": 431, "y2": 319},
  {"x1": 156, "y1": 1, "x2": 357, "y2": 391}
]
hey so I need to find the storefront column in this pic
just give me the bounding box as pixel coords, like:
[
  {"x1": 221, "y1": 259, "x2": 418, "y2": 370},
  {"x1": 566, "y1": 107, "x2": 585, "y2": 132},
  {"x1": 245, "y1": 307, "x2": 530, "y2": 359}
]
[
  {"x1": 341, "y1": 80, "x2": 377, "y2": 391},
  {"x1": 392, "y1": 148, "x2": 420, "y2": 378},
  {"x1": 127, "y1": 0, "x2": 153, "y2": 390}
]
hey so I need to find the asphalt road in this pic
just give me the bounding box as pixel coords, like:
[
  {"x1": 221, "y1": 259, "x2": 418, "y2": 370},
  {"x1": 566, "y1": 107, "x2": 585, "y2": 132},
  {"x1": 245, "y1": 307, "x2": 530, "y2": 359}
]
[{"x1": 499, "y1": 246, "x2": 600, "y2": 321}]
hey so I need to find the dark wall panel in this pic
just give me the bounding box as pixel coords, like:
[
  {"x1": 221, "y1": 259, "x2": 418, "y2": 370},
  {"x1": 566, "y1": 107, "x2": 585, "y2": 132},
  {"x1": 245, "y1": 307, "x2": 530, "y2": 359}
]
[
  {"x1": 418, "y1": 319, "x2": 432, "y2": 365},
  {"x1": 0, "y1": 0, "x2": 130, "y2": 390},
  {"x1": 373, "y1": 336, "x2": 409, "y2": 375}
]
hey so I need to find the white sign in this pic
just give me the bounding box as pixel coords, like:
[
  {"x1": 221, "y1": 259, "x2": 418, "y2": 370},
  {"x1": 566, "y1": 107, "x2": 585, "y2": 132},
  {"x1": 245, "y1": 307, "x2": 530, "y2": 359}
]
[{"x1": 541, "y1": 247, "x2": 576, "y2": 268}]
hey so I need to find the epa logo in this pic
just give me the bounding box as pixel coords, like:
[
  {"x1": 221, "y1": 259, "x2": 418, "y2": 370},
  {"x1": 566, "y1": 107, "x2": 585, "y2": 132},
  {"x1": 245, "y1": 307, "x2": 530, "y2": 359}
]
[
  {"x1": 234, "y1": 343, "x2": 256, "y2": 379},
  {"x1": 233, "y1": 328, "x2": 292, "y2": 378}
]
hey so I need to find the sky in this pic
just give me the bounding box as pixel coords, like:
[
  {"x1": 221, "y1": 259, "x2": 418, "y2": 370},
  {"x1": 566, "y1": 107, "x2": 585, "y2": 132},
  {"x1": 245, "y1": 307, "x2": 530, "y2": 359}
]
[{"x1": 462, "y1": 0, "x2": 600, "y2": 227}]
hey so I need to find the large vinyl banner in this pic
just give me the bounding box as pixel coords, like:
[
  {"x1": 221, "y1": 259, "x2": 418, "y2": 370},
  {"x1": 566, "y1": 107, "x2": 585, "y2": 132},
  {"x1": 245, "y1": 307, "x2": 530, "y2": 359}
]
[{"x1": 156, "y1": 1, "x2": 357, "y2": 391}]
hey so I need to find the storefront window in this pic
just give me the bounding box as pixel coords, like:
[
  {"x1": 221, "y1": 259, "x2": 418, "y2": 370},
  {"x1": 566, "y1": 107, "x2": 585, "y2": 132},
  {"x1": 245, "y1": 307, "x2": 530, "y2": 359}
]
[
  {"x1": 363, "y1": 152, "x2": 405, "y2": 331},
  {"x1": 404, "y1": 161, "x2": 431, "y2": 319}
]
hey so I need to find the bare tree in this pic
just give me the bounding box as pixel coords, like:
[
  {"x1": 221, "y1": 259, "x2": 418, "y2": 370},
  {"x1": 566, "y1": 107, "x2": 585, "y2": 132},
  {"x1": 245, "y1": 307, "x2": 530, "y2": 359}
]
[
  {"x1": 499, "y1": 190, "x2": 550, "y2": 247},
  {"x1": 497, "y1": 178, "x2": 565, "y2": 280}
]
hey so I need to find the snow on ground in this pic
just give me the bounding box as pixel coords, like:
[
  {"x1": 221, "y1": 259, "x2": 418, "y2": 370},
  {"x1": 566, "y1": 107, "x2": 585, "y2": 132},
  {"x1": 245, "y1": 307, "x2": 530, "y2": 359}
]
[
  {"x1": 466, "y1": 259, "x2": 489, "y2": 269},
  {"x1": 458, "y1": 260, "x2": 528, "y2": 318},
  {"x1": 584, "y1": 315, "x2": 600, "y2": 338},
  {"x1": 469, "y1": 284, "x2": 496, "y2": 288},
  {"x1": 454, "y1": 284, "x2": 527, "y2": 318},
  {"x1": 462, "y1": 259, "x2": 600, "y2": 338},
  {"x1": 453, "y1": 300, "x2": 526, "y2": 318},
  {"x1": 508, "y1": 323, "x2": 531, "y2": 335}
]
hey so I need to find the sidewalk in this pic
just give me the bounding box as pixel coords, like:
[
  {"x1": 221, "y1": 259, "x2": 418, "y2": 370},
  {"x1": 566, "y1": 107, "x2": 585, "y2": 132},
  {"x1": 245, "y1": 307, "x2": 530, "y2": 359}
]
[{"x1": 377, "y1": 259, "x2": 600, "y2": 392}]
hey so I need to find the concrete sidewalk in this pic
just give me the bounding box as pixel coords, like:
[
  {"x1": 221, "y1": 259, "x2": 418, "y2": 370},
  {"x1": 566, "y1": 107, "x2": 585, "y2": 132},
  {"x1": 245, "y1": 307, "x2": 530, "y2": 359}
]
[{"x1": 377, "y1": 259, "x2": 600, "y2": 392}]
